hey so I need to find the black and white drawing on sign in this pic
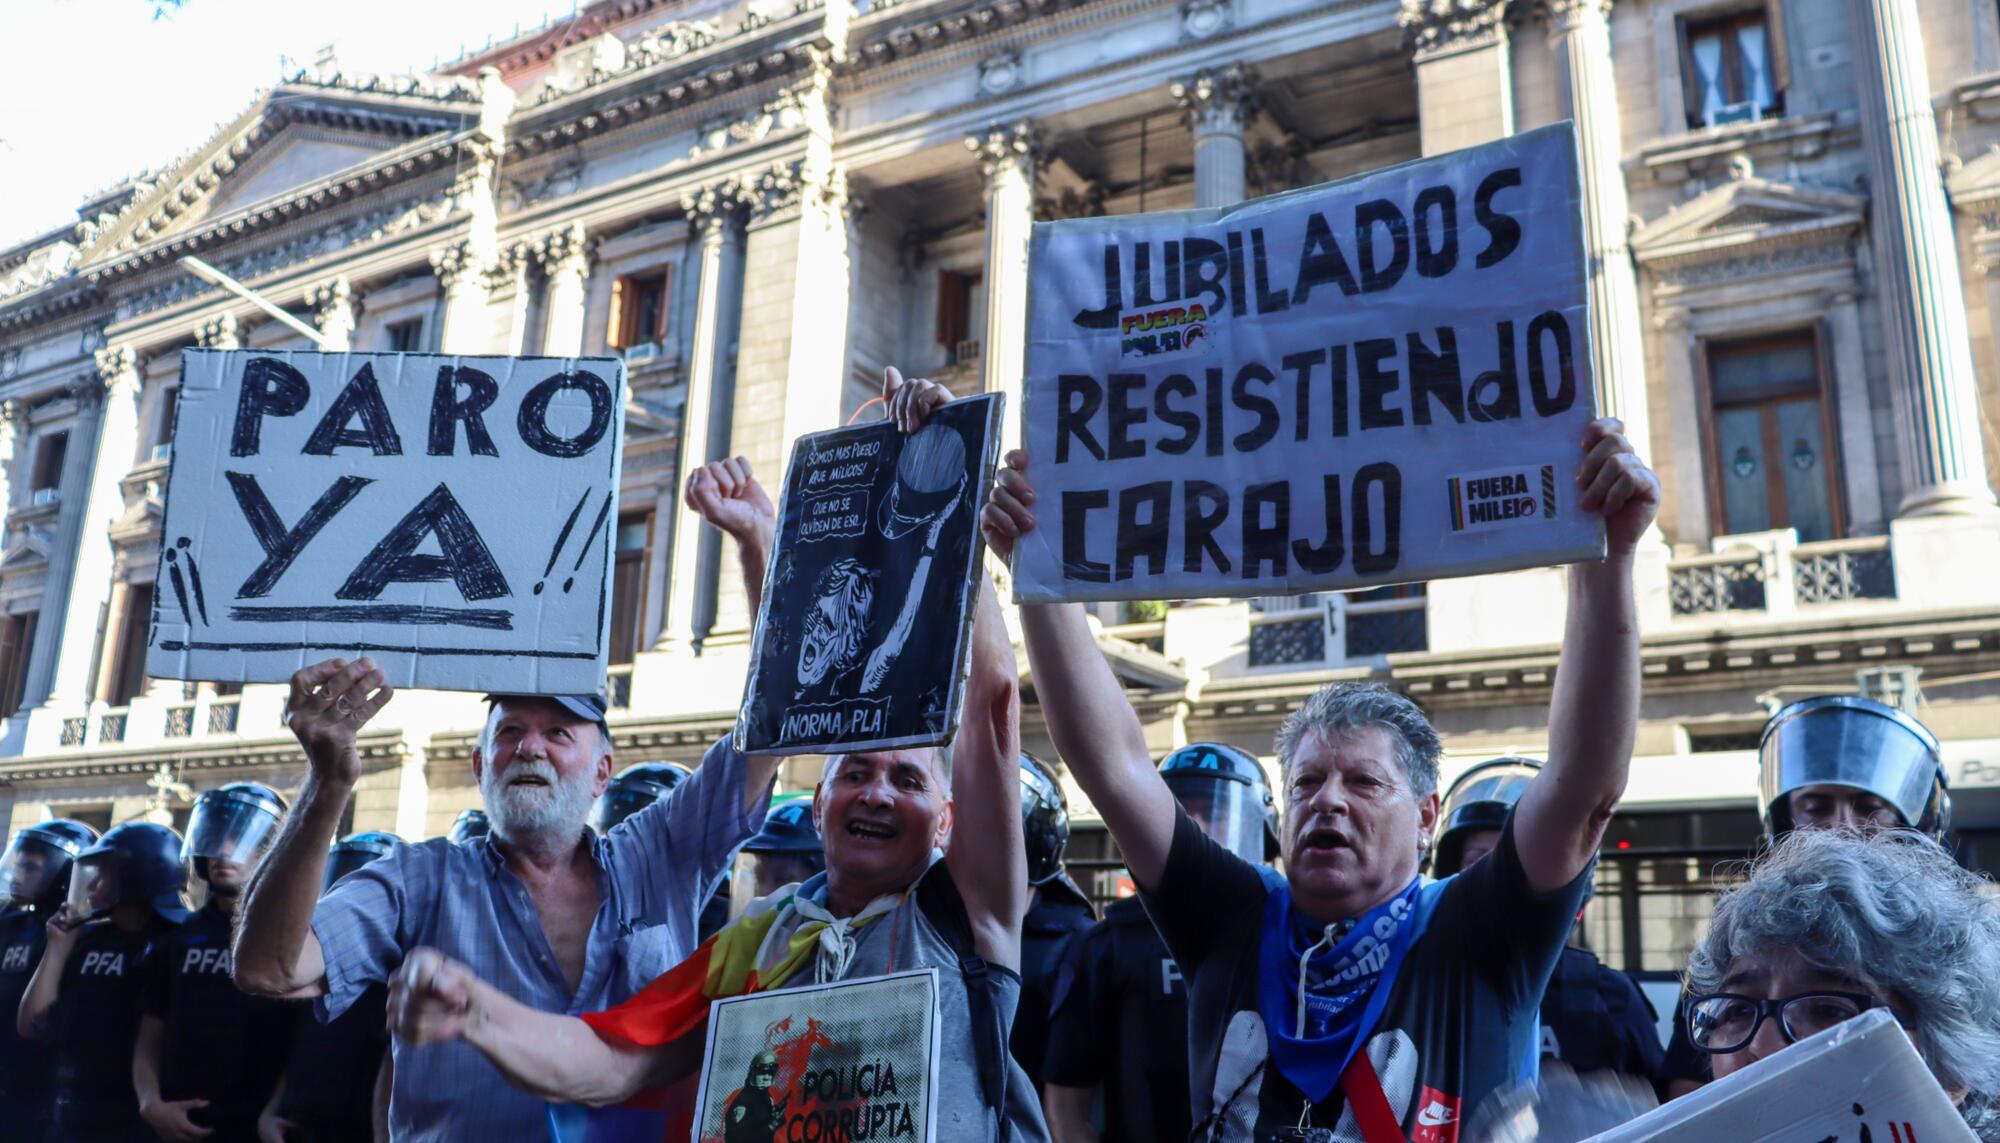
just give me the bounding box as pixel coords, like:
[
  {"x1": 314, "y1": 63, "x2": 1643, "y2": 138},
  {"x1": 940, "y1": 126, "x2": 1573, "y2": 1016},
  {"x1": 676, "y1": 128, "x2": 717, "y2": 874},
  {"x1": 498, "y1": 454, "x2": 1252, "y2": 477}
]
[
  {"x1": 735, "y1": 394, "x2": 1003, "y2": 756},
  {"x1": 145, "y1": 350, "x2": 626, "y2": 695}
]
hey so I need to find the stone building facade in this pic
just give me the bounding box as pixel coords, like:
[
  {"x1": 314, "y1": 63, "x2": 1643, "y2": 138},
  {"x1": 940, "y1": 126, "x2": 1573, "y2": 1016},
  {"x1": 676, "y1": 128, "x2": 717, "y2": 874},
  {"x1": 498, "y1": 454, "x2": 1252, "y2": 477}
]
[{"x1": 1, "y1": 0, "x2": 1998, "y2": 980}]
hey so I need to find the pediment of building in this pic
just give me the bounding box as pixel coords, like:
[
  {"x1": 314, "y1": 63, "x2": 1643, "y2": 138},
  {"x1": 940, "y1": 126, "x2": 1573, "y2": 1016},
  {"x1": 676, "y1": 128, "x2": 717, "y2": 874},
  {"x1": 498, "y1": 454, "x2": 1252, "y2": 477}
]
[
  {"x1": 1949, "y1": 144, "x2": 2000, "y2": 220},
  {"x1": 0, "y1": 535, "x2": 51, "y2": 576},
  {"x1": 1634, "y1": 174, "x2": 1866, "y2": 265}
]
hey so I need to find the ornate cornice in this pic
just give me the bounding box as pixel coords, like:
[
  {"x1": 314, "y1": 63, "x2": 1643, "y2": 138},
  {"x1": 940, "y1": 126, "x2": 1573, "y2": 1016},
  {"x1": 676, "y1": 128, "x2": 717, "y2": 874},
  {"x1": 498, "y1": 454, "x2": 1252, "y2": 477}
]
[
  {"x1": 847, "y1": 0, "x2": 1102, "y2": 74},
  {"x1": 966, "y1": 120, "x2": 1041, "y2": 184},
  {"x1": 1170, "y1": 63, "x2": 1260, "y2": 133},
  {"x1": 1398, "y1": 0, "x2": 1509, "y2": 59}
]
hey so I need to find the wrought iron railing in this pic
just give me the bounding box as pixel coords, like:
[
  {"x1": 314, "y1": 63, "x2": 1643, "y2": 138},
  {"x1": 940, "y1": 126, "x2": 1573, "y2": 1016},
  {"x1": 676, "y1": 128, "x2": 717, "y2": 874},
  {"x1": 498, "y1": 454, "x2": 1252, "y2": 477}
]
[
  {"x1": 60, "y1": 717, "x2": 86, "y2": 747},
  {"x1": 1248, "y1": 615, "x2": 1325, "y2": 667},
  {"x1": 209, "y1": 699, "x2": 240, "y2": 734},
  {"x1": 165, "y1": 705, "x2": 195, "y2": 737},
  {"x1": 1792, "y1": 539, "x2": 1895, "y2": 605},
  {"x1": 99, "y1": 710, "x2": 127, "y2": 744},
  {"x1": 607, "y1": 665, "x2": 634, "y2": 710},
  {"x1": 1669, "y1": 553, "x2": 1767, "y2": 616}
]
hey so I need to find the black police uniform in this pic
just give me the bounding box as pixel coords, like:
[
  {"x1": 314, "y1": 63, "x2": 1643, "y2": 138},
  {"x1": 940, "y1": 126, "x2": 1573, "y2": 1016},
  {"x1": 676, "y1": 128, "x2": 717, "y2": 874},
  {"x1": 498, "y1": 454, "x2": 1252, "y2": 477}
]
[
  {"x1": 0, "y1": 906, "x2": 53, "y2": 1137},
  {"x1": 48, "y1": 917, "x2": 175, "y2": 1142},
  {"x1": 1010, "y1": 886, "x2": 1095, "y2": 1088},
  {"x1": 1041, "y1": 897, "x2": 1193, "y2": 1143},
  {"x1": 275, "y1": 983, "x2": 389, "y2": 1143},
  {"x1": 137, "y1": 902, "x2": 297, "y2": 1142},
  {"x1": 1540, "y1": 944, "x2": 1664, "y2": 1081}
]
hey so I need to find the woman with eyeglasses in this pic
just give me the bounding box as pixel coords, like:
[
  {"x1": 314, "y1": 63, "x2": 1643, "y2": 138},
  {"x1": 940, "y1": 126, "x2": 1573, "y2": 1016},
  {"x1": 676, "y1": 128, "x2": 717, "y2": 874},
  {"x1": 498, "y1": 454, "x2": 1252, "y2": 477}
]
[{"x1": 1682, "y1": 827, "x2": 2000, "y2": 1140}]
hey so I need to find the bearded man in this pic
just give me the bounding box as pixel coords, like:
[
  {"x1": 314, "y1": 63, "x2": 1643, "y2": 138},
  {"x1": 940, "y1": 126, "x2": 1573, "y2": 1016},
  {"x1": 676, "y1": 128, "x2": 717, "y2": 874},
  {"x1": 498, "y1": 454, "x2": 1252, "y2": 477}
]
[{"x1": 233, "y1": 468, "x2": 783, "y2": 1143}]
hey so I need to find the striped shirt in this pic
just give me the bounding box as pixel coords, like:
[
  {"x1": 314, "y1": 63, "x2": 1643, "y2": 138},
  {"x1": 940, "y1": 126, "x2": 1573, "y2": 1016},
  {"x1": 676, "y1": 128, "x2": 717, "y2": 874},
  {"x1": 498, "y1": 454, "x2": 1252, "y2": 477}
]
[{"x1": 311, "y1": 736, "x2": 768, "y2": 1142}]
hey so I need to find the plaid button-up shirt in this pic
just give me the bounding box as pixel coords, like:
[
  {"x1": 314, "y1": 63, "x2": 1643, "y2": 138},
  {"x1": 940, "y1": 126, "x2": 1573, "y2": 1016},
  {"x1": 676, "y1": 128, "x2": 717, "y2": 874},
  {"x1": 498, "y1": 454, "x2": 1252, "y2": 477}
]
[{"x1": 312, "y1": 736, "x2": 768, "y2": 1142}]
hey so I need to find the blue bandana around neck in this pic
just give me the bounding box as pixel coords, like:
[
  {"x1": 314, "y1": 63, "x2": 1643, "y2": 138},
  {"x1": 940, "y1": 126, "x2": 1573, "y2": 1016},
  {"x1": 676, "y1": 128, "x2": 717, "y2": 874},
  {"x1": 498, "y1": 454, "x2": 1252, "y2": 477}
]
[{"x1": 1256, "y1": 875, "x2": 1429, "y2": 1104}]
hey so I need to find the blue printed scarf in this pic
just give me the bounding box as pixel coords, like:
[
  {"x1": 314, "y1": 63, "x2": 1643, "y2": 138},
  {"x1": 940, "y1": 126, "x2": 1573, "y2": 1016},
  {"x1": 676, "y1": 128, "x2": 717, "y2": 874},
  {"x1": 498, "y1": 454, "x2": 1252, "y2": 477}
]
[{"x1": 1256, "y1": 876, "x2": 1426, "y2": 1104}]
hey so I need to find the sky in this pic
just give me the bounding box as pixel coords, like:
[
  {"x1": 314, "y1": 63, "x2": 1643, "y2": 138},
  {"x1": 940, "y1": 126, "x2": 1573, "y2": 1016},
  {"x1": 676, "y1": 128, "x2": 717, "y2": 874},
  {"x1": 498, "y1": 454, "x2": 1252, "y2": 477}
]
[{"x1": 0, "y1": 0, "x2": 577, "y2": 250}]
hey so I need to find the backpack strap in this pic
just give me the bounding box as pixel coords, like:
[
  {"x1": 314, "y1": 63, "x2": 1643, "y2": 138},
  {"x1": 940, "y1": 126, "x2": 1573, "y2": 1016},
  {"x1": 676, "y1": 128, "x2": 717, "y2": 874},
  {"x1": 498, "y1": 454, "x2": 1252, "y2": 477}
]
[{"x1": 916, "y1": 862, "x2": 1013, "y2": 1143}]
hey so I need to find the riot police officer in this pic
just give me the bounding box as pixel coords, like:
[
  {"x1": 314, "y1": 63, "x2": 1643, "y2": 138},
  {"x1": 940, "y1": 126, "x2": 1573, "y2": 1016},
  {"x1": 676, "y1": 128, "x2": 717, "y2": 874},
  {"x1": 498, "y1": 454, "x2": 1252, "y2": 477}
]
[
  {"x1": 1429, "y1": 758, "x2": 1663, "y2": 1084},
  {"x1": 1011, "y1": 754, "x2": 1096, "y2": 1090},
  {"x1": 0, "y1": 819, "x2": 97, "y2": 1137},
  {"x1": 448, "y1": 808, "x2": 490, "y2": 845},
  {"x1": 590, "y1": 761, "x2": 730, "y2": 939},
  {"x1": 728, "y1": 796, "x2": 825, "y2": 915},
  {"x1": 263, "y1": 831, "x2": 401, "y2": 1143},
  {"x1": 133, "y1": 783, "x2": 298, "y2": 1143},
  {"x1": 17, "y1": 821, "x2": 190, "y2": 1142},
  {"x1": 1041, "y1": 742, "x2": 1277, "y2": 1143},
  {"x1": 1659, "y1": 694, "x2": 1948, "y2": 1098}
]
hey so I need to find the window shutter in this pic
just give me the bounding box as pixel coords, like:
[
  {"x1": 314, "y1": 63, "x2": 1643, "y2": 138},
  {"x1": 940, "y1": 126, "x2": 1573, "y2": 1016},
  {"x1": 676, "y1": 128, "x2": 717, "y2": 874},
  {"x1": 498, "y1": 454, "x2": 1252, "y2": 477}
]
[
  {"x1": 1762, "y1": 0, "x2": 1791, "y2": 103},
  {"x1": 607, "y1": 276, "x2": 628, "y2": 349},
  {"x1": 937, "y1": 271, "x2": 967, "y2": 349},
  {"x1": 1676, "y1": 16, "x2": 1706, "y2": 129},
  {"x1": 652, "y1": 272, "x2": 672, "y2": 342}
]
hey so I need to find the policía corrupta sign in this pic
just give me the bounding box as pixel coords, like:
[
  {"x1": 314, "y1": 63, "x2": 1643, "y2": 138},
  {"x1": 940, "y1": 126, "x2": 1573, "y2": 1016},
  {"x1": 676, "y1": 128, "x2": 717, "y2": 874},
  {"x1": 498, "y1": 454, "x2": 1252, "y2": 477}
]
[
  {"x1": 693, "y1": 969, "x2": 943, "y2": 1143},
  {"x1": 1013, "y1": 122, "x2": 1604, "y2": 603},
  {"x1": 146, "y1": 350, "x2": 625, "y2": 694},
  {"x1": 735, "y1": 395, "x2": 1002, "y2": 757}
]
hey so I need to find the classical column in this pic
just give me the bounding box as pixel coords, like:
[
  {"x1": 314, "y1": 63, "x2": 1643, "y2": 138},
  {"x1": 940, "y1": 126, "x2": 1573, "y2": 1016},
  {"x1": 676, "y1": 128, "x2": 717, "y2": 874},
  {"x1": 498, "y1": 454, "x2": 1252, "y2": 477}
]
[
  {"x1": 429, "y1": 240, "x2": 490, "y2": 354},
  {"x1": 657, "y1": 182, "x2": 750, "y2": 652},
  {"x1": 1851, "y1": 0, "x2": 1996, "y2": 514},
  {"x1": 966, "y1": 121, "x2": 1039, "y2": 451},
  {"x1": 1170, "y1": 64, "x2": 1257, "y2": 208},
  {"x1": 1545, "y1": 0, "x2": 1651, "y2": 457},
  {"x1": 35, "y1": 346, "x2": 143, "y2": 709},
  {"x1": 307, "y1": 278, "x2": 357, "y2": 351},
  {"x1": 0, "y1": 401, "x2": 18, "y2": 541},
  {"x1": 195, "y1": 312, "x2": 240, "y2": 350},
  {"x1": 534, "y1": 222, "x2": 591, "y2": 358},
  {"x1": 1402, "y1": 0, "x2": 1514, "y2": 155}
]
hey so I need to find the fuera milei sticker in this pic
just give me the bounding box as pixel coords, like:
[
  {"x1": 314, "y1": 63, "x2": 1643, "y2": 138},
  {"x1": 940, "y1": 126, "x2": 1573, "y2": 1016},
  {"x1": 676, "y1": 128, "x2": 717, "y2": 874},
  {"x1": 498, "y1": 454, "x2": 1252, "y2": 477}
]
[
  {"x1": 146, "y1": 350, "x2": 626, "y2": 695},
  {"x1": 1013, "y1": 123, "x2": 1606, "y2": 603}
]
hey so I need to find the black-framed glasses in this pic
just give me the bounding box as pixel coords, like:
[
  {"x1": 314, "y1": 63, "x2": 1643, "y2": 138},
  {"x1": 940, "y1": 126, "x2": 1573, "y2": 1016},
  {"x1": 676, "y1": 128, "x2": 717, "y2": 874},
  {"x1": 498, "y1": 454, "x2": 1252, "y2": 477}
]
[{"x1": 1686, "y1": 991, "x2": 1906, "y2": 1053}]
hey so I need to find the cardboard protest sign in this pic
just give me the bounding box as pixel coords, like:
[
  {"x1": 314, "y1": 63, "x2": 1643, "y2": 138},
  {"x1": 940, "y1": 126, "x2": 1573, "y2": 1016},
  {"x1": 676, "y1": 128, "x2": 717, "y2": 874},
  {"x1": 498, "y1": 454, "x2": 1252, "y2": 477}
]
[
  {"x1": 1582, "y1": 1008, "x2": 1975, "y2": 1143},
  {"x1": 693, "y1": 969, "x2": 943, "y2": 1143},
  {"x1": 147, "y1": 350, "x2": 626, "y2": 694},
  {"x1": 1014, "y1": 122, "x2": 1605, "y2": 602},
  {"x1": 735, "y1": 395, "x2": 1002, "y2": 756}
]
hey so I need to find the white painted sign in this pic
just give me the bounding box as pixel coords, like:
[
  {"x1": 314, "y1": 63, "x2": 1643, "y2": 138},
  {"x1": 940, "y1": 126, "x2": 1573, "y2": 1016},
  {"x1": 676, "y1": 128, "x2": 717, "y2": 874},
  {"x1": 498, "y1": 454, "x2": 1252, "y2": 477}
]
[
  {"x1": 1584, "y1": 1008, "x2": 1975, "y2": 1142},
  {"x1": 694, "y1": 969, "x2": 943, "y2": 1143},
  {"x1": 1014, "y1": 122, "x2": 1605, "y2": 603},
  {"x1": 146, "y1": 350, "x2": 626, "y2": 694}
]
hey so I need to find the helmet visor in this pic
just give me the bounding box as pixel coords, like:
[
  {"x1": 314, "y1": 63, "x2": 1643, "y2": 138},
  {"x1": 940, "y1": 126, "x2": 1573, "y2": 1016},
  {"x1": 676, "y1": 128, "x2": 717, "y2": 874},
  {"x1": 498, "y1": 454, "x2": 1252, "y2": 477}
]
[
  {"x1": 1, "y1": 835, "x2": 68, "y2": 905},
  {"x1": 728, "y1": 851, "x2": 824, "y2": 919},
  {"x1": 323, "y1": 848, "x2": 386, "y2": 894},
  {"x1": 589, "y1": 788, "x2": 657, "y2": 835},
  {"x1": 67, "y1": 855, "x2": 121, "y2": 919},
  {"x1": 185, "y1": 797, "x2": 282, "y2": 866},
  {"x1": 1760, "y1": 702, "x2": 1941, "y2": 834},
  {"x1": 1168, "y1": 778, "x2": 1267, "y2": 866}
]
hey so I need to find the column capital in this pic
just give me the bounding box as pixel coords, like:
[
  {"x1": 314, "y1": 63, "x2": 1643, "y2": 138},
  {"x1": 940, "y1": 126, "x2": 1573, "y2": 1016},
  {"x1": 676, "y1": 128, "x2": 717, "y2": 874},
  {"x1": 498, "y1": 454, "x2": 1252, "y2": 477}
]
[
  {"x1": 429, "y1": 239, "x2": 480, "y2": 290},
  {"x1": 680, "y1": 178, "x2": 753, "y2": 239},
  {"x1": 0, "y1": 399, "x2": 20, "y2": 425},
  {"x1": 194, "y1": 312, "x2": 239, "y2": 349},
  {"x1": 1170, "y1": 63, "x2": 1260, "y2": 133},
  {"x1": 965, "y1": 120, "x2": 1041, "y2": 185},
  {"x1": 305, "y1": 277, "x2": 356, "y2": 322},
  {"x1": 1540, "y1": 0, "x2": 1612, "y2": 34},
  {"x1": 1399, "y1": 0, "x2": 1510, "y2": 60},
  {"x1": 532, "y1": 221, "x2": 591, "y2": 277},
  {"x1": 94, "y1": 344, "x2": 139, "y2": 384},
  {"x1": 741, "y1": 159, "x2": 807, "y2": 221}
]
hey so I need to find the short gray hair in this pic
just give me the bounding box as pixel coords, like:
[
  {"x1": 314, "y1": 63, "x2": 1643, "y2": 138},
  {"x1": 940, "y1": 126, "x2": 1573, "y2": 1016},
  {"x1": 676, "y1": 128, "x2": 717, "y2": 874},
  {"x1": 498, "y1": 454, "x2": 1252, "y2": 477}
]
[
  {"x1": 1274, "y1": 682, "x2": 1442, "y2": 799},
  {"x1": 1687, "y1": 829, "x2": 2000, "y2": 1139}
]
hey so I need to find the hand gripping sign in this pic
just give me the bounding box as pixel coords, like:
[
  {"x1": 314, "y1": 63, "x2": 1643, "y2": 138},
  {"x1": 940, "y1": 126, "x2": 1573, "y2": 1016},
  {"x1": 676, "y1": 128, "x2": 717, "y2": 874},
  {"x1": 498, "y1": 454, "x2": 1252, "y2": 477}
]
[
  {"x1": 146, "y1": 350, "x2": 626, "y2": 694},
  {"x1": 1013, "y1": 123, "x2": 1605, "y2": 603}
]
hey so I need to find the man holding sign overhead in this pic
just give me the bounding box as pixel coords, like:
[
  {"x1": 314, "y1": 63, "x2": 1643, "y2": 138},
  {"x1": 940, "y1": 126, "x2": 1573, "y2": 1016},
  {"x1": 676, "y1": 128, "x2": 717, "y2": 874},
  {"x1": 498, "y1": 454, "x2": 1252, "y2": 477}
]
[{"x1": 981, "y1": 120, "x2": 1661, "y2": 1143}]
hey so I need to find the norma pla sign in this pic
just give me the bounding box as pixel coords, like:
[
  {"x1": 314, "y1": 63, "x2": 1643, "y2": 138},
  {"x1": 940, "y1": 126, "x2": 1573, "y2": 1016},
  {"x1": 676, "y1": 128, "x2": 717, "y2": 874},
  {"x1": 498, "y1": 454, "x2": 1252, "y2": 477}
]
[
  {"x1": 1014, "y1": 123, "x2": 1606, "y2": 603},
  {"x1": 147, "y1": 351, "x2": 625, "y2": 694}
]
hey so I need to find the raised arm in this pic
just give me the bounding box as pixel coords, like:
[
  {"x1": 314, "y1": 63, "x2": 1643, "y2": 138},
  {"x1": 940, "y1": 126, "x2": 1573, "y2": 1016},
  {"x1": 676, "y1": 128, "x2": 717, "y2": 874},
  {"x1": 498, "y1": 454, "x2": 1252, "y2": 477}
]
[
  {"x1": 388, "y1": 947, "x2": 686, "y2": 1106},
  {"x1": 1514, "y1": 418, "x2": 1659, "y2": 894},
  {"x1": 982, "y1": 452, "x2": 1179, "y2": 893},
  {"x1": 15, "y1": 905, "x2": 81, "y2": 1040},
  {"x1": 685, "y1": 456, "x2": 776, "y2": 619},
  {"x1": 235, "y1": 658, "x2": 392, "y2": 997}
]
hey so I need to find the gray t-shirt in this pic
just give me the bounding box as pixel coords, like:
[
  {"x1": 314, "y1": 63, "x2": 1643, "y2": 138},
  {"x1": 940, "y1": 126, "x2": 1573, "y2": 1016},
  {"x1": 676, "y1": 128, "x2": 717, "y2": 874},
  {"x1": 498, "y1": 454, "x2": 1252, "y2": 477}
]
[{"x1": 798, "y1": 866, "x2": 1053, "y2": 1143}]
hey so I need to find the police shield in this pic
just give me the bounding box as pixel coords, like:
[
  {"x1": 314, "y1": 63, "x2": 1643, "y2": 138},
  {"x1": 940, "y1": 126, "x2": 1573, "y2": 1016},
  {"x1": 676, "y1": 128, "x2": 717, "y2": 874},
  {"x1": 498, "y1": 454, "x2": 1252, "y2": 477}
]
[{"x1": 1758, "y1": 696, "x2": 1948, "y2": 839}]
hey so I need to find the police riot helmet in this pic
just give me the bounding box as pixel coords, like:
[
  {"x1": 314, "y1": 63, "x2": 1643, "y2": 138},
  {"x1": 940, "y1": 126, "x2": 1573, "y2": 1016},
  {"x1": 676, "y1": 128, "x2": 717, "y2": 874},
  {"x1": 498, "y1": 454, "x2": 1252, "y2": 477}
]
[
  {"x1": 589, "y1": 761, "x2": 692, "y2": 834},
  {"x1": 1159, "y1": 742, "x2": 1279, "y2": 864},
  {"x1": 742, "y1": 798, "x2": 823, "y2": 857},
  {"x1": 731, "y1": 797, "x2": 826, "y2": 917},
  {"x1": 448, "y1": 808, "x2": 490, "y2": 845},
  {"x1": 185, "y1": 781, "x2": 289, "y2": 873},
  {"x1": 1759, "y1": 695, "x2": 1949, "y2": 840},
  {"x1": 1431, "y1": 757, "x2": 1541, "y2": 877},
  {"x1": 68, "y1": 822, "x2": 191, "y2": 923},
  {"x1": 2, "y1": 820, "x2": 99, "y2": 910},
  {"x1": 1020, "y1": 754, "x2": 1070, "y2": 887},
  {"x1": 324, "y1": 831, "x2": 400, "y2": 893}
]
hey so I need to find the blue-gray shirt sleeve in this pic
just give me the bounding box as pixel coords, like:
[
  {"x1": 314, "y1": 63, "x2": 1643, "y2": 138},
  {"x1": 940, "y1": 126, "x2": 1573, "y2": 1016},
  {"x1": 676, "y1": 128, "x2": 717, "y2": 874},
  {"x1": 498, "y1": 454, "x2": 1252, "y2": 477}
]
[
  {"x1": 607, "y1": 736, "x2": 771, "y2": 932},
  {"x1": 310, "y1": 841, "x2": 436, "y2": 1022}
]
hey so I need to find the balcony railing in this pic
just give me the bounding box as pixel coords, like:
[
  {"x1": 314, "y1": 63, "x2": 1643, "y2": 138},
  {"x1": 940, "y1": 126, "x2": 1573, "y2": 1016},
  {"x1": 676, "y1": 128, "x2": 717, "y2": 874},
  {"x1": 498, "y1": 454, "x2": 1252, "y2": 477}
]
[
  {"x1": 208, "y1": 698, "x2": 240, "y2": 734},
  {"x1": 60, "y1": 717, "x2": 86, "y2": 747},
  {"x1": 1246, "y1": 588, "x2": 1428, "y2": 667},
  {"x1": 1670, "y1": 552, "x2": 1767, "y2": 616},
  {"x1": 165, "y1": 704, "x2": 195, "y2": 737},
  {"x1": 1792, "y1": 538, "x2": 1895, "y2": 605},
  {"x1": 607, "y1": 665, "x2": 634, "y2": 710},
  {"x1": 99, "y1": 709, "x2": 128, "y2": 744}
]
